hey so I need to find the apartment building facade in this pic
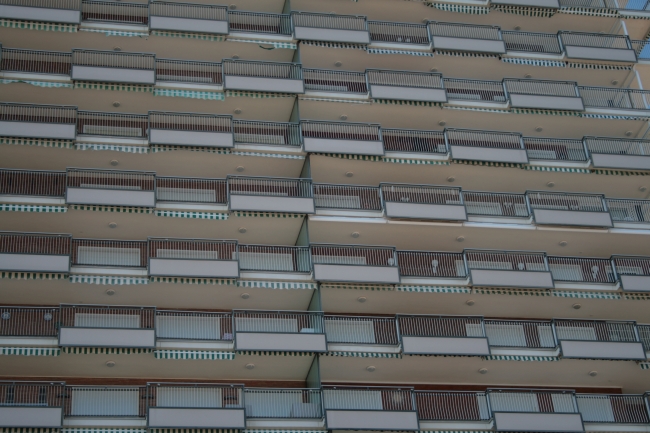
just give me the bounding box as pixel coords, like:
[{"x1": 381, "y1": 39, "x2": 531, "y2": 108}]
[{"x1": 1, "y1": 0, "x2": 650, "y2": 430}]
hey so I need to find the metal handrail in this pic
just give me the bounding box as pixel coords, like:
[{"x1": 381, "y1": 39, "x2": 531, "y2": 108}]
[
  {"x1": 577, "y1": 394, "x2": 650, "y2": 424},
  {"x1": 0, "y1": 382, "x2": 65, "y2": 408},
  {"x1": 487, "y1": 388, "x2": 579, "y2": 413},
  {"x1": 559, "y1": 31, "x2": 633, "y2": 50},
  {"x1": 72, "y1": 49, "x2": 155, "y2": 70},
  {"x1": 310, "y1": 244, "x2": 398, "y2": 268},
  {"x1": 397, "y1": 250, "x2": 467, "y2": 278},
  {"x1": 464, "y1": 249, "x2": 549, "y2": 272},
  {"x1": 428, "y1": 21, "x2": 502, "y2": 41},
  {"x1": 584, "y1": 137, "x2": 650, "y2": 156},
  {"x1": 149, "y1": 1, "x2": 227, "y2": 20},
  {"x1": 443, "y1": 78, "x2": 507, "y2": 103},
  {"x1": 553, "y1": 319, "x2": 640, "y2": 343},
  {"x1": 382, "y1": 128, "x2": 446, "y2": 154},
  {"x1": 548, "y1": 256, "x2": 616, "y2": 283},
  {"x1": 244, "y1": 388, "x2": 323, "y2": 419},
  {"x1": 0, "y1": 306, "x2": 60, "y2": 337},
  {"x1": 324, "y1": 315, "x2": 399, "y2": 345},
  {"x1": 313, "y1": 183, "x2": 382, "y2": 211},
  {"x1": 607, "y1": 199, "x2": 650, "y2": 223},
  {"x1": 233, "y1": 310, "x2": 325, "y2": 334},
  {"x1": 292, "y1": 11, "x2": 367, "y2": 31},
  {"x1": 0, "y1": 231, "x2": 72, "y2": 255},
  {"x1": 227, "y1": 175, "x2": 313, "y2": 198},
  {"x1": 77, "y1": 110, "x2": 148, "y2": 138},
  {"x1": 155, "y1": 310, "x2": 233, "y2": 341},
  {"x1": 66, "y1": 168, "x2": 156, "y2": 192},
  {"x1": 233, "y1": 120, "x2": 301, "y2": 147},
  {"x1": 380, "y1": 183, "x2": 462, "y2": 205},
  {"x1": 579, "y1": 86, "x2": 650, "y2": 111},
  {"x1": 59, "y1": 304, "x2": 155, "y2": 330},
  {"x1": 303, "y1": 68, "x2": 368, "y2": 94},
  {"x1": 228, "y1": 10, "x2": 291, "y2": 36},
  {"x1": 367, "y1": 69, "x2": 443, "y2": 89},
  {"x1": 397, "y1": 314, "x2": 486, "y2": 338},
  {"x1": 155, "y1": 58, "x2": 222, "y2": 84},
  {"x1": 523, "y1": 137, "x2": 588, "y2": 162},
  {"x1": 300, "y1": 120, "x2": 381, "y2": 141},
  {"x1": 0, "y1": 102, "x2": 77, "y2": 123},
  {"x1": 464, "y1": 191, "x2": 530, "y2": 218},
  {"x1": 484, "y1": 319, "x2": 556, "y2": 349},
  {"x1": 155, "y1": 176, "x2": 227, "y2": 204},
  {"x1": 502, "y1": 31, "x2": 562, "y2": 54},
  {"x1": 368, "y1": 20, "x2": 430, "y2": 45},
  {"x1": 0, "y1": 47, "x2": 71, "y2": 75},
  {"x1": 504, "y1": 78, "x2": 579, "y2": 97},
  {"x1": 0, "y1": 168, "x2": 66, "y2": 197},
  {"x1": 149, "y1": 111, "x2": 232, "y2": 132},
  {"x1": 71, "y1": 238, "x2": 148, "y2": 268},
  {"x1": 0, "y1": 0, "x2": 81, "y2": 9},
  {"x1": 526, "y1": 190, "x2": 607, "y2": 212},
  {"x1": 148, "y1": 238, "x2": 238, "y2": 261},
  {"x1": 81, "y1": 0, "x2": 148, "y2": 25},
  {"x1": 446, "y1": 129, "x2": 524, "y2": 150},
  {"x1": 416, "y1": 391, "x2": 489, "y2": 421},
  {"x1": 222, "y1": 59, "x2": 302, "y2": 79},
  {"x1": 611, "y1": 255, "x2": 650, "y2": 277},
  {"x1": 322, "y1": 386, "x2": 416, "y2": 411},
  {"x1": 238, "y1": 244, "x2": 311, "y2": 273}
]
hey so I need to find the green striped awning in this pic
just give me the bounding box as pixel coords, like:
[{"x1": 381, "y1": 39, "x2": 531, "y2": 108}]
[
  {"x1": 79, "y1": 28, "x2": 148, "y2": 37},
  {"x1": 69, "y1": 275, "x2": 149, "y2": 285},
  {"x1": 582, "y1": 113, "x2": 648, "y2": 121},
  {"x1": 1, "y1": 429, "x2": 61, "y2": 433},
  {"x1": 244, "y1": 430, "x2": 326, "y2": 433},
  {"x1": 373, "y1": 99, "x2": 441, "y2": 107},
  {"x1": 552, "y1": 290, "x2": 621, "y2": 300},
  {"x1": 443, "y1": 105, "x2": 510, "y2": 114},
  {"x1": 234, "y1": 211, "x2": 304, "y2": 218},
  {"x1": 2, "y1": 79, "x2": 73, "y2": 88},
  {"x1": 150, "y1": 277, "x2": 237, "y2": 285},
  {"x1": 502, "y1": 58, "x2": 566, "y2": 68},
  {"x1": 74, "y1": 81, "x2": 152, "y2": 92},
  {"x1": 594, "y1": 169, "x2": 650, "y2": 176},
  {"x1": 62, "y1": 429, "x2": 147, "y2": 433},
  {"x1": 299, "y1": 41, "x2": 366, "y2": 51},
  {"x1": 231, "y1": 151, "x2": 305, "y2": 160},
  {"x1": 453, "y1": 160, "x2": 523, "y2": 169},
  {"x1": 417, "y1": 430, "x2": 492, "y2": 433},
  {"x1": 0, "y1": 204, "x2": 67, "y2": 213},
  {"x1": 558, "y1": 6, "x2": 619, "y2": 17},
  {"x1": 154, "y1": 88, "x2": 225, "y2": 100},
  {"x1": 320, "y1": 283, "x2": 394, "y2": 291},
  {"x1": 474, "y1": 288, "x2": 552, "y2": 297},
  {"x1": 513, "y1": 108, "x2": 581, "y2": 117},
  {"x1": 229, "y1": 38, "x2": 297, "y2": 50},
  {"x1": 154, "y1": 350, "x2": 235, "y2": 360},
  {"x1": 524, "y1": 166, "x2": 590, "y2": 174},
  {"x1": 568, "y1": 62, "x2": 632, "y2": 70},
  {"x1": 62, "y1": 347, "x2": 153, "y2": 355},
  {"x1": 1, "y1": 272, "x2": 67, "y2": 280},
  {"x1": 313, "y1": 153, "x2": 382, "y2": 162},
  {"x1": 76, "y1": 143, "x2": 150, "y2": 154},
  {"x1": 428, "y1": 3, "x2": 490, "y2": 13},
  {"x1": 236, "y1": 351, "x2": 315, "y2": 356},
  {"x1": 435, "y1": 50, "x2": 499, "y2": 59},
  {"x1": 325, "y1": 351, "x2": 402, "y2": 359},
  {"x1": 299, "y1": 96, "x2": 371, "y2": 104},
  {"x1": 150, "y1": 145, "x2": 230, "y2": 154},
  {"x1": 1, "y1": 137, "x2": 74, "y2": 148},
  {"x1": 0, "y1": 347, "x2": 60, "y2": 356},
  {"x1": 367, "y1": 49, "x2": 434, "y2": 57},
  {"x1": 237, "y1": 280, "x2": 317, "y2": 290},
  {"x1": 0, "y1": 18, "x2": 77, "y2": 32},
  {"x1": 155, "y1": 210, "x2": 229, "y2": 220},
  {"x1": 625, "y1": 292, "x2": 650, "y2": 301},
  {"x1": 490, "y1": 4, "x2": 556, "y2": 16},
  {"x1": 70, "y1": 204, "x2": 153, "y2": 214},
  {"x1": 152, "y1": 30, "x2": 226, "y2": 41},
  {"x1": 640, "y1": 362, "x2": 650, "y2": 370},
  {"x1": 382, "y1": 158, "x2": 450, "y2": 166},
  {"x1": 226, "y1": 90, "x2": 295, "y2": 99},
  {"x1": 151, "y1": 430, "x2": 238, "y2": 433},
  {"x1": 396, "y1": 285, "x2": 471, "y2": 293},
  {"x1": 483, "y1": 355, "x2": 559, "y2": 362}
]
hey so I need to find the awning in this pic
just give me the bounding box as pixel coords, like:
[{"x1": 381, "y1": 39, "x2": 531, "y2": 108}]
[
  {"x1": 299, "y1": 41, "x2": 366, "y2": 50},
  {"x1": 2, "y1": 78, "x2": 72, "y2": 88},
  {"x1": 373, "y1": 99, "x2": 442, "y2": 107},
  {"x1": 0, "y1": 347, "x2": 60, "y2": 356},
  {"x1": 593, "y1": 169, "x2": 650, "y2": 176},
  {"x1": 558, "y1": 6, "x2": 619, "y2": 17},
  {"x1": 244, "y1": 430, "x2": 325, "y2": 433},
  {"x1": 150, "y1": 145, "x2": 230, "y2": 154},
  {"x1": 0, "y1": 204, "x2": 67, "y2": 213},
  {"x1": 553, "y1": 290, "x2": 621, "y2": 300},
  {"x1": 237, "y1": 280, "x2": 317, "y2": 290},
  {"x1": 299, "y1": 96, "x2": 371, "y2": 104},
  {"x1": 154, "y1": 88, "x2": 224, "y2": 100},
  {"x1": 382, "y1": 158, "x2": 449, "y2": 166},
  {"x1": 483, "y1": 355, "x2": 559, "y2": 362},
  {"x1": 474, "y1": 287, "x2": 552, "y2": 297},
  {"x1": 234, "y1": 211, "x2": 304, "y2": 218},
  {"x1": 229, "y1": 39, "x2": 297, "y2": 50},
  {"x1": 79, "y1": 28, "x2": 148, "y2": 37},
  {"x1": 0, "y1": 18, "x2": 77, "y2": 32},
  {"x1": 151, "y1": 430, "x2": 238, "y2": 433},
  {"x1": 226, "y1": 90, "x2": 295, "y2": 99},
  {"x1": 502, "y1": 58, "x2": 566, "y2": 68},
  {"x1": 512, "y1": 108, "x2": 581, "y2": 117},
  {"x1": 625, "y1": 292, "x2": 650, "y2": 301},
  {"x1": 155, "y1": 210, "x2": 229, "y2": 220},
  {"x1": 152, "y1": 29, "x2": 226, "y2": 42},
  {"x1": 453, "y1": 160, "x2": 523, "y2": 169},
  {"x1": 491, "y1": 4, "x2": 555, "y2": 16},
  {"x1": 1, "y1": 272, "x2": 67, "y2": 280},
  {"x1": 154, "y1": 350, "x2": 235, "y2": 360},
  {"x1": 396, "y1": 285, "x2": 471, "y2": 293},
  {"x1": 320, "y1": 283, "x2": 394, "y2": 291},
  {"x1": 640, "y1": 362, "x2": 650, "y2": 370},
  {"x1": 2, "y1": 429, "x2": 62, "y2": 433},
  {"x1": 325, "y1": 351, "x2": 402, "y2": 359},
  {"x1": 69, "y1": 204, "x2": 153, "y2": 214},
  {"x1": 1, "y1": 137, "x2": 74, "y2": 148},
  {"x1": 524, "y1": 166, "x2": 590, "y2": 174},
  {"x1": 428, "y1": 3, "x2": 490, "y2": 14},
  {"x1": 74, "y1": 81, "x2": 152, "y2": 93},
  {"x1": 231, "y1": 151, "x2": 304, "y2": 160},
  {"x1": 236, "y1": 351, "x2": 314, "y2": 356},
  {"x1": 62, "y1": 429, "x2": 147, "y2": 433},
  {"x1": 69, "y1": 275, "x2": 149, "y2": 285},
  {"x1": 76, "y1": 143, "x2": 149, "y2": 154},
  {"x1": 367, "y1": 49, "x2": 434, "y2": 57},
  {"x1": 150, "y1": 277, "x2": 236, "y2": 285},
  {"x1": 61, "y1": 347, "x2": 153, "y2": 355}
]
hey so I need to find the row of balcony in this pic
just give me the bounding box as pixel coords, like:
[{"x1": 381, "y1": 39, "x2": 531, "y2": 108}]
[
  {"x1": 2, "y1": 305, "x2": 649, "y2": 360},
  {"x1": 2, "y1": 231, "x2": 649, "y2": 292},
  {"x1": 2, "y1": 168, "x2": 649, "y2": 228},
  {"x1": 2, "y1": 102, "x2": 650, "y2": 170},
  {"x1": 2, "y1": 382, "x2": 650, "y2": 432}
]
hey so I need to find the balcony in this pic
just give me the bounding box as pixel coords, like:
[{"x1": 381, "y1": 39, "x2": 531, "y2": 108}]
[
  {"x1": 147, "y1": 238, "x2": 239, "y2": 278},
  {"x1": 380, "y1": 183, "x2": 466, "y2": 221},
  {"x1": 155, "y1": 310, "x2": 233, "y2": 349},
  {"x1": 580, "y1": 86, "x2": 650, "y2": 116},
  {"x1": 227, "y1": 10, "x2": 291, "y2": 38},
  {"x1": 81, "y1": 0, "x2": 148, "y2": 26},
  {"x1": 367, "y1": 70, "x2": 446, "y2": 103},
  {"x1": 559, "y1": 32, "x2": 637, "y2": 63},
  {"x1": 0, "y1": 232, "x2": 71, "y2": 273},
  {"x1": 382, "y1": 128, "x2": 448, "y2": 157},
  {"x1": 71, "y1": 238, "x2": 147, "y2": 274},
  {"x1": 0, "y1": 168, "x2": 66, "y2": 204},
  {"x1": 147, "y1": 384, "x2": 245, "y2": 428},
  {"x1": 292, "y1": 12, "x2": 370, "y2": 44},
  {"x1": 66, "y1": 168, "x2": 156, "y2": 207},
  {"x1": 484, "y1": 319, "x2": 558, "y2": 356},
  {"x1": 584, "y1": 137, "x2": 650, "y2": 171},
  {"x1": 526, "y1": 191, "x2": 613, "y2": 227},
  {"x1": 310, "y1": 244, "x2": 400, "y2": 284},
  {"x1": 222, "y1": 59, "x2": 303, "y2": 94},
  {"x1": 64, "y1": 385, "x2": 146, "y2": 425},
  {"x1": 156, "y1": 176, "x2": 226, "y2": 209},
  {"x1": 314, "y1": 184, "x2": 383, "y2": 216},
  {"x1": 554, "y1": 319, "x2": 646, "y2": 360},
  {"x1": 238, "y1": 245, "x2": 311, "y2": 277},
  {"x1": 428, "y1": 22, "x2": 506, "y2": 54},
  {"x1": 149, "y1": 2, "x2": 228, "y2": 35},
  {"x1": 301, "y1": 120, "x2": 382, "y2": 155},
  {"x1": 77, "y1": 112, "x2": 148, "y2": 146},
  {"x1": 416, "y1": 391, "x2": 491, "y2": 430},
  {"x1": 324, "y1": 315, "x2": 400, "y2": 353},
  {"x1": 322, "y1": 387, "x2": 419, "y2": 431},
  {"x1": 233, "y1": 120, "x2": 302, "y2": 149},
  {"x1": 608, "y1": 198, "x2": 650, "y2": 229},
  {"x1": 446, "y1": 129, "x2": 528, "y2": 164},
  {"x1": 504, "y1": 79, "x2": 584, "y2": 111},
  {"x1": 0, "y1": 103, "x2": 77, "y2": 140},
  {"x1": 368, "y1": 20, "x2": 431, "y2": 50},
  {"x1": 502, "y1": 31, "x2": 563, "y2": 57},
  {"x1": 524, "y1": 137, "x2": 589, "y2": 166},
  {"x1": 0, "y1": 306, "x2": 60, "y2": 348},
  {"x1": 397, "y1": 250, "x2": 468, "y2": 285},
  {"x1": 488, "y1": 389, "x2": 584, "y2": 432},
  {"x1": 232, "y1": 310, "x2": 326, "y2": 352},
  {"x1": 244, "y1": 388, "x2": 323, "y2": 426},
  {"x1": 465, "y1": 250, "x2": 554, "y2": 289},
  {"x1": 548, "y1": 256, "x2": 617, "y2": 290},
  {"x1": 155, "y1": 58, "x2": 222, "y2": 88},
  {"x1": 1, "y1": 47, "x2": 72, "y2": 78},
  {"x1": 71, "y1": 49, "x2": 155, "y2": 84},
  {"x1": 578, "y1": 394, "x2": 650, "y2": 430},
  {"x1": 612, "y1": 256, "x2": 650, "y2": 292},
  {"x1": 444, "y1": 79, "x2": 507, "y2": 108},
  {"x1": 0, "y1": 382, "x2": 65, "y2": 428},
  {"x1": 227, "y1": 176, "x2": 314, "y2": 214},
  {"x1": 303, "y1": 69, "x2": 368, "y2": 99},
  {"x1": 148, "y1": 112, "x2": 233, "y2": 148},
  {"x1": 398, "y1": 315, "x2": 490, "y2": 356},
  {"x1": 58, "y1": 305, "x2": 156, "y2": 348},
  {"x1": 0, "y1": 0, "x2": 81, "y2": 23},
  {"x1": 464, "y1": 191, "x2": 531, "y2": 223}
]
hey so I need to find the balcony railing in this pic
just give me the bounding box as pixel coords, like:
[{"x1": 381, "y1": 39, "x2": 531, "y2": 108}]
[
  {"x1": 640, "y1": 325, "x2": 650, "y2": 351},
  {"x1": 311, "y1": 244, "x2": 399, "y2": 284},
  {"x1": 464, "y1": 191, "x2": 530, "y2": 219},
  {"x1": 156, "y1": 176, "x2": 227, "y2": 204},
  {"x1": 0, "y1": 47, "x2": 71, "y2": 75},
  {"x1": 222, "y1": 59, "x2": 303, "y2": 93},
  {"x1": 71, "y1": 238, "x2": 146, "y2": 268},
  {"x1": 66, "y1": 168, "x2": 156, "y2": 207},
  {"x1": 149, "y1": 2, "x2": 228, "y2": 35},
  {"x1": 244, "y1": 388, "x2": 323, "y2": 419},
  {"x1": 526, "y1": 191, "x2": 612, "y2": 227},
  {"x1": 502, "y1": 31, "x2": 562, "y2": 55},
  {"x1": 554, "y1": 319, "x2": 645, "y2": 360},
  {"x1": 227, "y1": 10, "x2": 291, "y2": 36},
  {"x1": 238, "y1": 245, "x2": 311, "y2": 273},
  {"x1": 504, "y1": 79, "x2": 583, "y2": 111},
  {"x1": 0, "y1": 102, "x2": 77, "y2": 140},
  {"x1": 367, "y1": 69, "x2": 446, "y2": 102},
  {"x1": 465, "y1": 249, "x2": 554, "y2": 289},
  {"x1": 584, "y1": 137, "x2": 650, "y2": 170},
  {"x1": 324, "y1": 315, "x2": 399, "y2": 346},
  {"x1": 0, "y1": 306, "x2": 60, "y2": 337},
  {"x1": 71, "y1": 49, "x2": 156, "y2": 84},
  {"x1": 398, "y1": 315, "x2": 489, "y2": 355},
  {"x1": 301, "y1": 120, "x2": 383, "y2": 155},
  {"x1": 292, "y1": 12, "x2": 369, "y2": 44},
  {"x1": 0, "y1": 232, "x2": 72, "y2": 273},
  {"x1": 580, "y1": 86, "x2": 650, "y2": 112},
  {"x1": 428, "y1": 22, "x2": 506, "y2": 54},
  {"x1": 484, "y1": 319, "x2": 556, "y2": 349},
  {"x1": 416, "y1": 391, "x2": 490, "y2": 422},
  {"x1": 227, "y1": 175, "x2": 314, "y2": 213},
  {"x1": 148, "y1": 238, "x2": 238, "y2": 278},
  {"x1": 548, "y1": 256, "x2": 616, "y2": 285},
  {"x1": 443, "y1": 78, "x2": 507, "y2": 104},
  {"x1": 313, "y1": 184, "x2": 381, "y2": 211},
  {"x1": 577, "y1": 394, "x2": 650, "y2": 424},
  {"x1": 233, "y1": 120, "x2": 301, "y2": 147},
  {"x1": 155, "y1": 310, "x2": 233, "y2": 341},
  {"x1": 380, "y1": 183, "x2": 465, "y2": 220},
  {"x1": 487, "y1": 389, "x2": 581, "y2": 429},
  {"x1": 368, "y1": 20, "x2": 430, "y2": 46},
  {"x1": 612, "y1": 255, "x2": 650, "y2": 292},
  {"x1": 397, "y1": 251, "x2": 467, "y2": 279},
  {"x1": 155, "y1": 58, "x2": 222, "y2": 85},
  {"x1": 559, "y1": 31, "x2": 637, "y2": 62},
  {"x1": 0, "y1": 0, "x2": 82, "y2": 24},
  {"x1": 81, "y1": 0, "x2": 148, "y2": 25},
  {"x1": 148, "y1": 111, "x2": 233, "y2": 147},
  {"x1": 633, "y1": 40, "x2": 650, "y2": 60},
  {"x1": 0, "y1": 168, "x2": 66, "y2": 198},
  {"x1": 446, "y1": 129, "x2": 527, "y2": 164},
  {"x1": 77, "y1": 111, "x2": 148, "y2": 139},
  {"x1": 381, "y1": 128, "x2": 447, "y2": 154},
  {"x1": 303, "y1": 69, "x2": 368, "y2": 94},
  {"x1": 523, "y1": 137, "x2": 588, "y2": 162},
  {"x1": 64, "y1": 386, "x2": 147, "y2": 417}
]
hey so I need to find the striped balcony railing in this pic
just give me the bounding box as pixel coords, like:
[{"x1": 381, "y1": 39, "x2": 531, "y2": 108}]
[
  {"x1": 149, "y1": 1, "x2": 228, "y2": 35},
  {"x1": 502, "y1": 31, "x2": 563, "y2": 54},
  {"x1": 464, "y1": 249, "x2": 554, "y2": 289},
  {"x1": 146, "y1": 383, "x2": 245, "y2": 428},
  {"x1": 397, "y1": 315, "x2": 490, "y2": 356},
  {"x1": 487, "y1": 389, "x2": 583, "y2": 432},
  {"x1": 233, "y1": 120, "x2": 301, "y2": 147},
  {"x1": 227, "y1": 176, "x2": 314, "y2": 214},
  {"x1": 0, "y1": 168, "x2": 66, "y2": 198},
  {"x1": 397, "y1": 251, "x2": 467, "y2": 280},
  {"x1": 222, "y1": 59, "x2": 303, "y2": 94},
  {"x1": 0, "y1": 102, "x2": 77, "y2": 140},
  {"x1": 584, "y1": 137, "x2": 650, "y2": 170},
  {"x1": 71, "y1": 238, "x2": 147, "y2": 268},
  {"x1": 559, "y1": 31, "x2": 637, "y2": 62},
  {"x1": 380, "y1": 183, "x2": 466, "y2": 221},
  {"x1": 227, "y1": 10, "x2": 291, "y2": 36},
  {"x1": 381, "y1": 128, "x2": 447, "y2": 155},
  {"x1": 611, "y1": 255, "x2": 650, "y2": 292},
  {"x1": 554, "y1": 319, "x2": 646, "y2": 360},
  {"x1": 523, "y1": 137, "x2": 588, "y2": 163},
  {"x1": 233, "y1": 310, "x2": 326, "y2": 352},
  {"x1": 526, "y1": 191, "x2": 612, "y2": 227},
  {"x1": 0, "y1": 0, "x2": 81, "y2": 23},
  {"x1": 155, "y1": 176, "x2": 227, "y2": 204},
  {"x1": 547, "y1": 256, "x2": 616, "y2": 286},
  {"x1": 443, "y1": 78, "x2": 507, "y2": 105},
  {"x1": 0, "y1": 381, "x2": 66, "y2": 428},
  {"x1": 71, "y1": 49, "x2": 156, "y2": 84},
  {"x1": 301, "y1": 120, "x2": 383, "y2": 155},
  {"x1": 0, "y1": 47, "x2": 71, "y2": 75},
  {"x1": 155, "y1": 310, "x2": 233, "y2": 341},
  {"x1": 303, "y1": 69, "x2": 368, "y2": 94},
  {"x1": 324, "y1": 315, "x2": 399, "y2": 347},
  {"x1": 244, "y1": 388, "x2": 323, "y2": 419},
  {"x1": 367, "y1": 69, "x2": 446, "y2": 102},
  {"x1": 484, "y1": 319, "x2": 557, "y2": 350},
  {"x1": 292, "y1": 11, "x2": 369, "y2": 44},
  {"x1": 607, "y1": 198, "x2": 650, "y2": 225},
  {"x1": 64, "y1": 385, "x2": 148, "y2": 417},
  {"x1": 147, "y1": 238, "x2": 239, "y2": 279},
  {"x1": 416, "y1": 391, "x2": 490, "y2": 425},
  {"x1": 577, "y1": 394, "x2": 650, "y2": 425},
  {"x1": 313, "y1": 183, "x2": 382, "y2": 211},
  {"x1": 322, "y1": 386, "x2": 419, "y2": 431},
  {"x1": 148, "y1": 111, "x2": 233, "y2": 148},
  {"x1": 311, "y1": 244, "x2": 400, "y2": 284},
  {"x1": 580, "y1": 86, "x2": 650, "y2": 114},
  {"x1": 428, "y1": 21, "x2": 506, "y2": 54},
  {"x1": 0, "y1": 231, "x2": 71, "y2": 273},
  {"x1": 0, "y1": 306, "x2": 60, "y2": 338},
  {"x1": 58, "y1": 304, "x2": 156, "y2": 348},
  {"x1": 155, "y1": 58, "x2": 222, "y2": 85},
  {"x1": 77, "y1": 111, "x2": 148, "y2": 139},
  {"x1": 81, "y1": 0, "x2": 147, "y2": 25},
  {"x1": 504, "y1": 79, "x2": 584, "y2": 111},
  {"x1": 66, "y1": 168, "x2": 156, "y2": 207},
  {"x1": 464, "y1": 191, "x2": 530, "y2": 219},
  {"x1": 446, "y1": 129, "x2": 528, "y2": 164},
  {"x1": 368, "y1": 20, "x2": 430, "y2": 47},
  {"x1": 238, "y1": 244, "x2": 311, "y2": 274}
]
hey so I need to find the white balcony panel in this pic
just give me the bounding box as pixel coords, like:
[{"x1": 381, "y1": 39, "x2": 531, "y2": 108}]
[
  {"x1": 494, "y1": 412, "x2": 584, "y2": 432},
  {"x1": 450, "y1": 146, "x2": 528, "y2": 164},
  {"x1": 384, "y1": 202, "x2": 467, "y2": 221},
  {"x1": 509, "y1": 94, "x2": 584, "y2": 111},
  {"x1": 313, "y1": 263, "x2": 400, "y2": 284},
  {"x1": 564, "y1": 46, "x2": 637, "y2": 63},
  {"x1": 620, "y1": 275, "x2": 650, "y2": 292},
  {"x1": 0, "y1": 253, "x2": 70, "y2": 273},
  {"x1": 590, "y1": 154, "x2": 650, "y2": 170},
  {"x1": 303, "y1": 137, "x2": 384, "y2": 156},
  {"x1": 491, "y1": 0, "x2": 559, "y2": 7},
  {"x1": 149, "y1": 258, "x2": 239, "y2": 278},
  {"x1": 149, "y1": 16, "x2": 228, "y2": 35},
  {"x1": 223, "y1": 76, "x2": 304, "y2": 94},
  {"x1": 229, "y1": 195, "x2": 314, "y2": 214},
  {"x1": 149, "y1": 129, "x2": 234, "y2": 148},
  {"x1": 532, "y1": 209, "x2": 613, "y2": 227},
  {"x1": 235, "y1": 332, "x2": 327, "y2": 352},
  {"x1": 432, "y1": 36, "x2": 506, "y2": 54},
  {"x1": 0, "y1": 5, "x2": 80, "y2": 23},
  {"x1": 402, "y1": 336, "x2": 490, "y2": 355},
  {"x1": 59, "y1": 327, "x2": 155, "y2": 347},
  {"x1": 326, "y1": 410, "x2": 419, "y2": 430},
  {"x1": 559, "y1": 340, "x2": 646, "y2": 360},
  {"x1": 0, "y1": 407, "x2": 63, "y2": 428},
  {"x1": 369, "y1": 85, "x2": 447, "y2": 102},
  {"x1": 0, "y1": 121, "x2": 76, "y2": 140},
  {"x1": 66, "y1": 188, "x2": 155, "y2": 207},
  {"x1": 148, "y1": 408, "x2": 246, "y2": 428},
  {"x1": 470, "y1": 269, "x2": 554, "y2": 288},
  {"x1": 71, "y1": 65, "x2": 155, "y2": 84}
]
